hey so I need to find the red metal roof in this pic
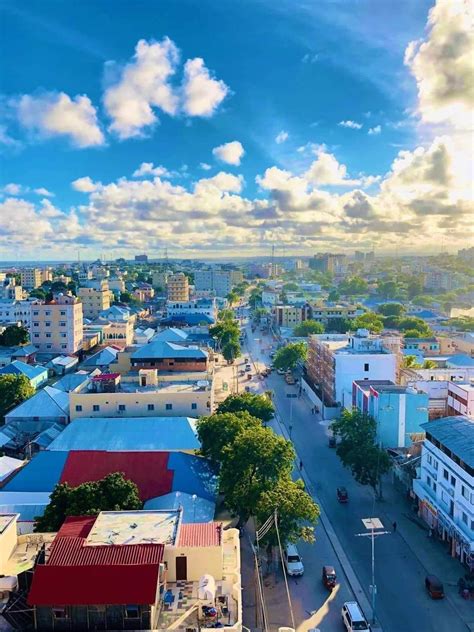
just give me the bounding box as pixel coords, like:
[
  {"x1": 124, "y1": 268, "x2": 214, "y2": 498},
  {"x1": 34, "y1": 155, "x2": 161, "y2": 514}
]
[
  {"x1": 56, "y1": 516, "x2": 95, "y2": 539},
  {"x1": 178, "y1": 522, "x2": 222, "y2": 547},
  {"x1": 91, "y1": 373, "x2": 120, "y2": 381},
  {"x1": 60, "y1": 451, "x2": 173, "y2": 501}
]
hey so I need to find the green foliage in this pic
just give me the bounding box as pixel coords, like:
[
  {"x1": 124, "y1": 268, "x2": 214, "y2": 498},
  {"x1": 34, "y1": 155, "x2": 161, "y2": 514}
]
[
  {"x1": 197, "y1": 411, "x2": 261, "y2": 462},
  {"x1": 377, "y1": 303, "x2": 406, "y2": 317},
  {"x1": 283, "y1": 282, "x2": 299, "y2": 292},
  {"x1": 253, "y1": 307, "x2": 267, "y2": 324},
  {"x1": 442, "y1": 316, "x2": 474, "y2": 332},
  {"x1": 217, "y1": 392, "x2": 274, "y2": 423},
  {"x1": 226, "y1": 291, "x2": 239, "y2": 305},
  {"x1": 326, "y1": 317, "x2": 352, "y2": 333},
  {"x1": 338, "y1": 276, "x2": 368, "y2": 296},
  {"x1": 352, "y1": 311, "x2": 384, "y2": 333},
  {"x1": 222, "y1": 339, "x2": 241, "y2": 364},
  {"x1": 210, "y1": 319, "x2": 240, "y2": 348},
  {"x1": 273, "y1": 342, "x2": 307, "y2": 371},
  {"x1": 377, "y1": 279, "x2": 403, "y2": 300},
  {"x1": 406, "y1": 277, "x2": 424, "y2": 299},
  {"x1": 35, "y1": 472, "x2": 142, "y2": 532},
  {"x1": 331, "y1": 410, "x2": 391, "y2": 497},
  {"x1": 0, "y1": 325, "x2": 29, "y2": 347},
  {"x1": 397, "y1": 316, "x2": 432, "y2": 337},
  {"x1": 29, "y1": 288, "x2": 48, "y2": 300},
  {"x1": 402, "y1": 355, "x2": 420, "y2": 369},
  {"x1": 0, "y1": 374, "x2": 34, "y2": 418},
  {"x1": 423, "y1": 359, "x2": 437, "y2": 369},
  {"x1": 293, "y1": 320, "x2": 325, "y2": 337},
  {"x1": 218, "y1": 309, "x2": 236, "y2": 321},
  {"x1": 249, "y1": 288, "x2": 263, "y2": 308},
  {"x1": 119, "y1": 291, "x2": 140, "y2": 305},
  {"x1": 327, "y1": 289, "x2": 340, "y2": 302}
]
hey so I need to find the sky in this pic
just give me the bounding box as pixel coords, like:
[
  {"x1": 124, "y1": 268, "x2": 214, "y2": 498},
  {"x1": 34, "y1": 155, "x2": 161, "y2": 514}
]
[{"x1": 0, "y1": 0, "x2": 472, "y2": 260}]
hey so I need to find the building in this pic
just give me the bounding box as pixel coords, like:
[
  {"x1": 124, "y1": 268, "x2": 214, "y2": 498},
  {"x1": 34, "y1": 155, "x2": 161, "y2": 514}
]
[
  {"x1": 108, "y1": 276, "x2": 126, "y2": 293},
  {"x1": 273, "y1": 303, "x2": 311, "y2": 328},
  {"x1": 166, "y1": 298, "x2": 217, "y2": 324},
  {"x1": 261, "y1": 288, "x2": 279, "y2": 307},
  {"x1": 306, "y1": 329, "x2": 397, "y2": 408},
  {"x1": 78, "y1": 280, "x2": 112, "y2": 320},
  {"x1": 167, "y1": 272, "x2": 190, "y2": 302},
  {"x1": 4, "y1": 385, "x2": 70, "y2": 427},
  {"x1": 413, "y1": 416, "x2": 474, "y2": 569},
  {"x1": 439, "y1": 333, "x2": 474, "y2": 357},
  {"x1": 404, "y1": 337, "x2": 441, "y2": 355},
  {"x1": 353, "y1": 380, "x2": 429, "y2": 447},
  {"x1": 447, "y1": 382, "x2": 474, "y2": 419},
  {"x1": 1, "y1": 278, "x2": 23, "y2": 301},
  {"x1": 194, "y1": 269, "x2": 243, "y2": 297},
  {"x1": 20, "y1": 268, "x2": 43, "y2": 290},
  {"x1": 151, "y1": 270, "x2": 170, "y2": 290},
  {"x1": 70, "y1": 370, "x2": 213, "y2": 419},
  {"x1": 0, "y1": 299, "x2": 38, "y2": 328},
  {"x1": 134, "y1": 253, "x2": 148, "y2": 262},
  {"x1": 30, "y1": 295, "x2": 83, "y2": 354},
  {"x1": 0, "y1": 360, "x2": 48, "y2": 390},
  {"x1": 309, "y1": 253, "x2": 346, "y2": 273},
  {"x1": 131, "y1": 340, "x2": 209, "y2": 372},
  {"x1": 310, "y1": 304, "x2": 361, "y2": 325},
  {"x1": 133, "y1": 285, "x2": 155, "y2": 302}
]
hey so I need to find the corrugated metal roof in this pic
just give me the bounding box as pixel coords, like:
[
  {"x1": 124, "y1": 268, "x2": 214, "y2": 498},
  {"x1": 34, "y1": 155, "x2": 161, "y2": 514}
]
[
  {"x1": 178, "y1": 522, "x2": 222, "y2": 547},
  {"x1": 144, "y1": 492, "x2": 215, "y2": 523},
  {"x1": 422, "y1": 416, "x2": 474, "y2": 467},
  {"x1": 3, "y1": 452, "x2": 69, "y2": 492},
  {"x1": 5, "y1": 386, "x2": 69, "y2": 419},
  {"x1": 82, "y1": 347, "x2": 119, "y2": 367},
  {"x1": 53, "y1": 372, "x2": 90, "y2": 392},
  {"x1": 152, "y1": 328, "x2": 188, "y2": 342},
  {"x1": 168, "y1": 452, "x2": 218, "y2": 502},
  {"x1": 0, "y1": 361, "x2": 47, "y2": 381},
  {"x1": 0, "y1": 456, "x2": 24, "y2": 482},
  {"x1": 132, "y1": 340, "x2": 207, "y2": 360}
]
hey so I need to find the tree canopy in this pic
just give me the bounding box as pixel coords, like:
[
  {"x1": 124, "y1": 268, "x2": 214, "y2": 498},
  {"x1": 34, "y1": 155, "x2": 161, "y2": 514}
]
[
  {"x1": 0, "y1": 325, "x2": 29, "y2": 347},
  {"x1": 35, "y1": 472, "x2": 142, "y2": 532},
  {"x1": 338, "y1": 276, "x2": 368, "y2": 296},
  {"x1": 377, "y1": 303, "x2": 406, "y2": 317},
  {"x1": 352, "y1": 311, "x2": 384, "y2": 333},
  {"x1": 331, "y1": 409, "x2": 391, "y2": 497},
  {"x1": 293, "y1": 320, "x2": 325, "y2": 337},
  {"x1": 217, "y1": 392, "x2": 274, "y2": 423},
  {"x1": 0, "y1": 374, "x2": 34, "y2": 419},
  {"x1": 397, "y1": 316, "x2": 432, "y2": 337},
  {"x1": 273, "y1": 342, "x2": 307, "y2": 371},
  {"x1": 222, "y1": 339, "x2": 241, "y2": 364},
  {"x1": 197, "y1": 411, "x2": 261, "y2": 462}
]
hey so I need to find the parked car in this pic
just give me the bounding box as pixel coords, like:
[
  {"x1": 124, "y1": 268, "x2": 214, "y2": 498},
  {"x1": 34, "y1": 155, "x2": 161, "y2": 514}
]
[
  {"x1": 277, "y1": 368, "x2": 285, "y2": 375},
  {"x1": 425, "y1": 575, "x2": 444, "y2": 599},
  {"x1": 322, "y1": 565, "x2": 337, "y2": 591},
  {"x1": 283, "y1": 544, "x2": 304, "y2": 577},
  {"x1": 341, "y1": 602, "x2": 370, "y2": 632},
  {"x1": 245, "y1": 364, "x2": 252, "y2": 371},
  {"x1": 285, "y1": 374, "x2": 296, "y2": 385},
  {"x1": 328, "y1": 435, "x2": 337, "y2": 448},
  {"x1": 337, "y1": 487, "x2": 349, "y2": 503}
]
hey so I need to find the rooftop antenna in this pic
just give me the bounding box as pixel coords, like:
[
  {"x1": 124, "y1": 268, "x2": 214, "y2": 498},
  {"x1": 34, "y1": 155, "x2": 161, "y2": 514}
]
[{"x1": 271, "y1": 243, "x2": 275, "y2": 279}]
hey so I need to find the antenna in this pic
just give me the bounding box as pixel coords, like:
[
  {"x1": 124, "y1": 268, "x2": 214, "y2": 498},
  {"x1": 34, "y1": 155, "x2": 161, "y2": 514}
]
[{"x1": 271, "y1": 243, "x2": 275, "y2": 279}]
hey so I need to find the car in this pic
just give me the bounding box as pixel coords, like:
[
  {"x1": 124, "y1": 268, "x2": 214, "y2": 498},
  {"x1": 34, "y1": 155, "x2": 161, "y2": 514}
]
[
  {"x1": 245, "y1": 364, "x2": 252, "y2": 371},
  {"x1": 285, "y1": 375, "x2": 296, "y2": 385},
  {"x1": 328, "y1": 435, "x2": 337, "y2": 448},
  {"x1": 239, "y1": 370, "x2": 245, "y2": 377},
  {"x1": 283, "y1": 544, "x2": 304, "y2": 577},
  {"x1": 425, "y1": 575, "x2": 444, "y2": 599},
  {"x1": 337, "y1": 486, "x2": 349, "y2": 503},
  {"x1": 341, "y1": 602, "x2": 370, "y2": 632},
  {"x1": 277, "y1": 368, "x2": 285, "y2": 375}
]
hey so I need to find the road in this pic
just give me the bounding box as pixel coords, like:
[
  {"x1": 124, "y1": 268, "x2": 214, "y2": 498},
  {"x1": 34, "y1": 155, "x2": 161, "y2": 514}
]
[{"x1": 239, "y1": 315, "x2": 469, "y2": 632}]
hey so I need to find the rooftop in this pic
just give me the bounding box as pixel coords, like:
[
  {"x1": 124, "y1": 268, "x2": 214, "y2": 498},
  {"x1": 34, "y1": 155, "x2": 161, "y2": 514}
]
[
  {"x1": 86, "y1": 510, "x2": 180, "y2": 546},
  {"x1": 131, "y1": 340, "x2": 208, "y2": 360},
  {"x1": 422, "y1": 416, "x2": 474, "y2": 468}
]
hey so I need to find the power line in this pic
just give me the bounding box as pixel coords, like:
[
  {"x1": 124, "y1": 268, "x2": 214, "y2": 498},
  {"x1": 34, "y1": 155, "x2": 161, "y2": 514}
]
[{"x1": 274, "y1": 508, "x2": 296, "y2": 630}]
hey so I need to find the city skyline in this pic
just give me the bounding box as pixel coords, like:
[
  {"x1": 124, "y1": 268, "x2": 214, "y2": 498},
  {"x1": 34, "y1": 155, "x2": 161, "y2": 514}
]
[{"x1": 1, "y1": 0, "x2": 472, "y2": 259}]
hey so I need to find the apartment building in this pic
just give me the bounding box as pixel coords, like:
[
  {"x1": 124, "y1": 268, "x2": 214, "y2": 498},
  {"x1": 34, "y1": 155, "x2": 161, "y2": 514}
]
[
  {"x1": 306, "y1": 329, "x2": 397, "y2": 408},
  {"x1": 167, "y1": 272, "x2": 189, "y2": 302},
  {"x1": 309, "y1": 253, "x2": 346, "y2": 273},
  {"x1": 273, "y1": 303, "x2": 311, "y2": 328},
  {"x1": 78, "y1": 280, "x2": 112, "y2": 319},
  {"x1": 151, "y1": 270, "x2": 170, "y2": 290},
  {"x1": 404, "y1": 337, "x2": 441, "y2": 355},
  {"x1": 20, "y1": 268, "x2": 51, "y2": 289},
  {"x1": 1, "y1": 279, "x2": 23, "y2": 301},
  {"x1": 413, "y1": 416, "x2": 474, "y2": 568},
  {"x1": 310, "y1": 304, "x2": 361, "y2": 325},
  {"x1": 166, "y1": 298, "x2": 218, "y2": 324},
  {"x1": 194, "y1": 268, "x2": 243, "y2": 297},
  {"x1": 0, "y1": 299, "x2": 38, "y2": 327},
  {"x1": 447, "y1": 382, "x2": 474, "y2": 419},
  {"x1": 30, "y1": 294, "x2": 83, "y2": 354}
]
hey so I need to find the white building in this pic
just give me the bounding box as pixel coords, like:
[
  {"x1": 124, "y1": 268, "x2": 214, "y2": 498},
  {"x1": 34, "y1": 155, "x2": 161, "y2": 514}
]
[
  {"x1": 413, "y1": 416, "x2": 474, "y2": 569},
  {"x1": 194, "y1": 269, "x2": 243, "y2": 297},
  {"x1": 166, "y1": 298, "x2": 218, "y2": 323},
  {"x1": 447, "y1": 382, "x2": 474, "y2": 419},
  {"x1": 261, "y1": 289, "x2": 278, "y2": 307},
  {"x1": 0, "y1": 299, "x2": 38, "y2": 328}
]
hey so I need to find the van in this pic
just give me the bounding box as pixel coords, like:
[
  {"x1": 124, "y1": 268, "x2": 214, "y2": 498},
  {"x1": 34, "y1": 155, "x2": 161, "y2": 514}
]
[
  {"x1": 245, "y1": 363, "x2": 252, "y2": 371},
  {"x1": 341, "y1": 602, "x2": 370, "y2": 631},
  {"x1": 283, "y1": 544, "x2": 304, "y2": 577}
]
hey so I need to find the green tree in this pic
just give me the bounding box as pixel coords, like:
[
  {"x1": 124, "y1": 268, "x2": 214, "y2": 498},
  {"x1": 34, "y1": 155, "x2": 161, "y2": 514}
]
[
  {"x1": 220, "y1": 425, "x2": 295, "y2": 525},
  {"x1": 227, "y1": 291, "x2": 239, "y2": 305},
  {"x1": 327, "y1": 289, "x2": 340, "y2": 302},
  {"x1": 0, "y1": 374, "x2": 34, "y2": 418},
  {"x1": 327, "y1": 317, "x2": 352, "y2": 333},
  {"x1": 377, "y1": 303, "x2": 406, "y2": 317},
  {"x1": 0, "y1": 325, "x2": 29, "y2": 347},
  {"x1": 423, "y1": 359, "x2": 437, "y2": 369},
  {"x1": 255, "y1": 478, "x2": 319, "y2": 545},
  {"x1": 197, "y1": 411, "x2": 261, "y2": 462},
  {"x1": 331, "y1": 410, "x2": 391, "y2": 498},
  {"x1": 338, "y1": 276, "x2": 368, "y2": 296},
  {"x1": 283, "y1": 282, "x2": 299, "y2": 292},
  {"x1": 273, "y1": 342, "x2": 307, "y2": 371},
  {"x1": 442, "y1": 316, "x2": 474, "y2": 331},
  {"x1": 35, "y1": 473, "x2": 142, "y2": 532},
  {"x1": 210, "y1": 320, "x2": 240, "y2": 347},
  {"x1": 293, "y1": 320, "x2": 325, "y2": 337},
  {"x1": 218, "y1": 309, "x2": 236, "y2": 321},
  {"x1": 352, "y1": 312, "x2": 384, "y2": 333},
  {"x1": 402, "y1": 355, "x2": 421, "y2": 369},
  {"x1": 407, "y1": 277, "x2": 424, "y2": 299},
  {"x1": 377, "y1": 279, "x2": 402, "y2": 299},
  {"x1": 217, "y1": 392, "x2": 274, "y2": 423},
  {"x1": 249, "y1": 288, "x2": 263, "y2": 308},
  {"x1": 222, "y1": 339, "x2": 241, "y2": 364},
  {"x1": 398, "y1": 317, "x2": 432, "y2": 337},
  {"x1": 253, "y1": 307, "x2": 267, "y2": 324}
]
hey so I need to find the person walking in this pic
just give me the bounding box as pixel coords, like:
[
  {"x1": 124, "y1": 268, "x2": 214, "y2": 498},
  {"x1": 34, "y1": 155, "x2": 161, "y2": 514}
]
[
  {"x1": 299, "y1": 459, "x2": 303, "y2": 470},
  {"x1": 392, "y1": 521, "x2": 397, "y2": 532}
]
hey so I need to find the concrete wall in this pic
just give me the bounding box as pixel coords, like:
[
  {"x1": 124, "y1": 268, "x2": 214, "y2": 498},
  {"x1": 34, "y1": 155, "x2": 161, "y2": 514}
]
[
  {"x1": 301, "y1": 378, "x2": 340, "y2": 419},
  {"x1": 164, "y1": 545, "x2": 223, "y2": 582},
  {"x1": 335, "y1": 353, "x2": 396, "y2": 409},
  {"x1": 0, "y1": 514, "x2": 18, "y2": 573}
]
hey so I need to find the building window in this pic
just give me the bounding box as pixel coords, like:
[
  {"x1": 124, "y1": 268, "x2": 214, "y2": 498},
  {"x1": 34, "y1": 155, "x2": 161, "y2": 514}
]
[
  {"x1": 450, "y1": 475, "x2": 456, "y2": 487},
  {"x1": 166, "y1": 403, "x2": 173, "y2": 410},
  {"x1": 124, "y1": 605, "x2": 140, "y2": 619},
  {"x1": 364, "y1": 363, "x2": 369, "y2": 372},
  {"x1": 147, "y1": 404, "x2": 155, "y2": 411},
  {"x1": 462, "y1": 485, "x2": 469, "y2": 500},
  {"x1": 45, "y1": 311, "x2": 51, "y2": 316},
  {"x1": 433, "y1": 460, "x2": 438, "y2": 470},
  {"x1": 60, "y1": 311, "x2": 66, "y2": 316},
  {"x1": 45, "y1": 321, "x2": 51, "y2": 327},
  {"x1": 426, "y1": 475, "x2": 431, "y2": 487},
  {"x1": 427, "y1": 454, "x2": 432, "y2": 465},
  {"x1": 75, "y1": 405, "x2": 82, "y2": 412},
  {"x1": 443, "y1": 469, "x2": 449, "y2": 481},
  {"x1": 46, "y1": 333, "x2": 51, "y2": 338},
  {"x1": 462, "y1": 512, "x2": 468, "y2": 525},
  {"x1": 61, "y1": 333, "x2": 66, "y2": 338},
  {"x1": 432, "y1": 482, "x2": 437, "y2": 494},
  {"x1": 33, "y1": 311, "x2": 39, "y2": 316},
  {"x1": 191, "y1": 403, "x2": 197, "y2": 410},
  {"x1": 60, "y1": 321, "x2": 66, "y2": 326},
  {"x1": 61, "y1": 344, "x2": 67, "y2": 349},
  {"x1": 93, "y1": 405, "x2": 100, "y2": 412},
  {"x1": 33, "y1": 322, "x2": 39, "y2": 327},
  {"x1": 34, "y1": 333, "x2": 39, "y2": 338},
  {"x1": 52, "y1": 607, "x2": 68, "y2": 619},
  {"x1": 46, "y1": 344, "x2": 52, "y2": 349},
  {"x1": 118, "y1": 404, "x2": 126, "y2": 411}
]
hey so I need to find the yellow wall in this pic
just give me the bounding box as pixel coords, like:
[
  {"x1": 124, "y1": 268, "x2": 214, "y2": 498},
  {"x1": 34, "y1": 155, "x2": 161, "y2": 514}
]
[
  {"x1": 164, "y1": 545, "x2": 223, "y2": 582},
  {"x1": 0, "y1": 516, "x2": 19, "y2": 574}
]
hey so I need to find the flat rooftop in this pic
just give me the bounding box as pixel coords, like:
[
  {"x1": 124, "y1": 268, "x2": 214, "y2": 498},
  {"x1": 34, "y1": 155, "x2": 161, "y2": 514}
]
[
  {"x1": 0, "y1": 513, "x2": 16, "y2": 534},
  {"x1": 118, "y1": 380, "x2": 211, "y2": 393},
  {"x1": 86, "y1": 510, "x2": 180, "y2": 547}
]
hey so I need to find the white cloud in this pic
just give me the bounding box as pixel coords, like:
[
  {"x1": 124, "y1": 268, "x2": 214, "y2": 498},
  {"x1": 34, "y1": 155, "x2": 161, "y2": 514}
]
[
  {"x1": 338, "y1": 120, "x2": 363, "y2": 130},
  {"x1": 200, "y1": 162, "x2": 212, "y2": 171},
  {"x1": 212, "y1": 140, "x2": 245, "y2": 166},
  {"x1": 304, "y1": 148, "x2": 361, "y2": 186},
  {"x1": 0, "y1": 124, "x2": 20, "y2": 147},
  {"x1": 2, "y1": 183, "x2": 22, "y2": 196},
  {"x1": 34, "y1": 187, "x2": 54, "y2": 197},
  {"x1": 302, "y1": 53, "x2": 319, "y2": 64},
  {"x1": 103, "y1": 38, "x2": 180, "y2": 139},
  {"x1": 181, "y1": 57, "x2": 229, "y2": 117},
  {"x1": 194, "y1": 172, "x2": 244, "y2": 195},
  {"x1": 16, "y1": 92, "x2": 104, "y2": 147},
  {"x1": 72, "y1": 176, "x2": 100, "y2": 193},
  {"x1": 368, "y1": 125, "x2": 382, "y2": 135},
  {"x1": 133, "y1": 162, "x2": 171, "y2": 178},
  {"x1": 275, "y1": 130, "x2": 289, "y2": 144}
]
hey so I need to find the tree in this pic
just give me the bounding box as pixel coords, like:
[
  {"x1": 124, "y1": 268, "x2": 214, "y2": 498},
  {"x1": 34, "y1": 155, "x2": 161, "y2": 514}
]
[
  {"x1": 249, "y1": 288, "x2": 263, "y2": 308},
  {"x1": 217, "y1": 392, "x2": 274, "y2": 423},
  {"x1": 197, "y1": 411, "x2": 262, "y2": 463},
  {"x1": 327, "y1": 289, "x2": 340, "y2": 302},
  {"x1": 352, "y1": 312, "x2": 384, "y2": 334},
  {"x1": 293, "y1": 320, "x2": 324, "y2": 337},
  {"x1": 0, "y1": 374, "x2": 34, "y2": 418},
  {"x1": 220, "y1": 425, "x2": 295, "y2": 525},
  {"x1": 218, "y1": 309, "x2": 235, "y2": 321},
  {"x1": 338, "y1": 276, "x2": 368, "y2": 296},
  {"x1": 226, "y1": 291, "x2": 239, "y2": 305},
  {"x1": 397, "y1": 317, "x2": 432, "y2": 337},
  {"x1": 377, "y1": 279, "x2": 402, "y2": 300},
  {"x1": 327, "y1": 317, "x2": 352, "y2": 333},
  {"x1": 331, "y1": 410, "x2": 391, "y2": 498},
  {"x1": 253, "y1": 307, "x2": 267, "y2": 324},
  {"x1": 407, "y1": 277, "x2": 424, "y2": 299},
  {"x1": 423, "y1": 360, "x2": 437, "y2": 369},
  {"x1": 442, "y1": 316, "x2": 474, "y2": 331},
  {"x1": 283, "y1": 282, "x2": 299, "y2": 292},
  {"x1": 0, "y1": 325, "x2": 29, "y2": 347},
  {"x1": 273, "y1": 342, "x2": 307, "y2": 371},
  {"x1": 210, "y1": 320, "x2": 240, "y2": 347},
  {"x1": 222, "y1": 339, "x2": 240, "y2": 364},
  {"x1": 402, "y1": 355, "x2": 420, "y2": 369},
  {"x1": 255, "y1": 478, "x2": 319, "y2": 545},
  {"x1": 35, "y1": 472, "x2": 142, "y2": 532},
  {"x1": 377, "y1": 303, "x2": 406, "y2": 318}
]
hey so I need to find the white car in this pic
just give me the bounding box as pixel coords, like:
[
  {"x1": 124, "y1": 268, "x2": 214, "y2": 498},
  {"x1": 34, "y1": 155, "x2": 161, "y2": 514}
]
[
  {"x1": 341, "y1": 602, "x2": 370, "y2": 631},
  {"x1": 283, "y1": 544, "x2": 304, "y2": 577}
]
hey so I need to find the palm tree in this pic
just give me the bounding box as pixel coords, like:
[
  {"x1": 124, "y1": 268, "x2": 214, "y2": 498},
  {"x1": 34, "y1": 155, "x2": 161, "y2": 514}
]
[{"x1": 402, "y1": 355, "x2": 421, "y2": 369}]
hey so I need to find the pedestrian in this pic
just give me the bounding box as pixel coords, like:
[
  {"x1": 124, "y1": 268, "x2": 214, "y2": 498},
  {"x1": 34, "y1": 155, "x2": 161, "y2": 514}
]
[
  {"x1": 392, "y1": 521, "x2": 397, "y2": 532},
  {"x1": 299, "y1": 459, "x2": 303, "y2": 470}
]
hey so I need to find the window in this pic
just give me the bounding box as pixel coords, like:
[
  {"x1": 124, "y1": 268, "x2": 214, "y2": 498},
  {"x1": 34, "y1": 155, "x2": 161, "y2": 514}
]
[
  {"x1": 462, "y1": 512, "x2": 468, "y2": 525},
  {"x1": 60, "y1": 311, "x2": 66, "y2": 316},
  {"x1": 166, "y1": 403, "x2": 173, "y2": 410},
  {"x1": 118, "y1": 404, "x2": 126, "y2": 411},
  {"x1": 34, "y1": 333, "x2": 39, "y2": 338},
  {"x1": 450, "y1": 475, "x2": 456, "y2": 487},
  {"x1": 52, "y1": 607, "x2": 68, "y2": 619},
  {"x1": 60, "y1": 321, "x2": 66, "y2": 326},
  {"x1": 364, "y1": 363, "x2": 369, "y2": 372},
  {"x1": 45, "y1": 321, "x2": 51, "y2": 327},
  {"x1": 61, "y1": 333, "x2": 66, "y2": 338},
  {"x1": 443, "y1": 469, "x2": 449, "y2": 481},
  {"x1": 61, "y1": 344, "x2": 67, "y2": 349},
  {"x1": 427, "y1": 454, "x2": 432, "y2": 465},
  {"x1": 33, "y1": 311, "x2": 39, "y2": 316},
  {"x1": 441, "y1": 491, "x2": 449, "y2": 504},
  {"x1": 426, "y1": 475, "x2": 431, "y2": 487},
  {"x1": 45, "y1": 311, "x2": 51, "y2": 316},
  {"x1": 75, "y1": 405, "x2": 82, "y2": 412},
  {"x1": 147, "y1": 404, "x2": 155, "y2": 411},
  {"x1": 434, "y1": 460, "x2": 438, "y2": 470},
  {"x1": 46, "y1": 333, "x2": 51, "y2": 338},
  {"x1": 33, "y1": 322, "x2": 39, "y2": 327},
  {"x1": 462, "y1": 485, "x2": 469, "y2": 500},
  {"x1": 46, "y1": 344, "x2": 52, "y2": 349},
  {"x1": 125, "y1": 605, "x2": 139, "y2": 619},
  {"x1": 191, "y1": 403, "x2": 197, "y2": 410},
  {"x1": 432, "y1": 482, "x2": 437, "y2": 494},
  {"x1": 93, "y1": 405, "x2": 100, "y2": 412}
]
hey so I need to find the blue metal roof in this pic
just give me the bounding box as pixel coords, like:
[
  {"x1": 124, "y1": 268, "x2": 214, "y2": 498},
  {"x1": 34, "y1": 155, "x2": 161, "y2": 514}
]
[
  {"x1": 0, "y1": 492, "x2": 50, "y2": 523},
  {"x1": 82, "y1": 347, "x2": 119, "y2": 367},
  {"x1": 132, "y1": 340, "x2": 207, "y2": 360},
  {"x1": 162, "y1": 314, "x2": 214, "y2": 325},
  {"x1": 3, "y1": 451, "x2": 69, "y2": 492},
  {"x1": 422, "y1": 416, "x2": 474, "y2": 468},
  {"x1": 152, "y1": 328, "x2": 188, "y2": 342},
  {"x1": 446, "y1": 354, "x2": 474, "y2": 367},
  {"x1": 0, "y1": 361, "x2": 47, "y2": 381},
  {"x1": 144, "y1": 492, "x2": 215, "y2": 523},
  {"x1": 47, "y1": 417, "x2": 200, "y2": 452},
  {"x1": 168, "y1": 452, "x2": 218, "y2": 502}
]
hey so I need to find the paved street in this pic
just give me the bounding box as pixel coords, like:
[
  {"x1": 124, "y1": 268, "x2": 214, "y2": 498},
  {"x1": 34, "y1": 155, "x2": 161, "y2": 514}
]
[{"x1": 240, "y1": 314, "x2": 471, "y2": 632}]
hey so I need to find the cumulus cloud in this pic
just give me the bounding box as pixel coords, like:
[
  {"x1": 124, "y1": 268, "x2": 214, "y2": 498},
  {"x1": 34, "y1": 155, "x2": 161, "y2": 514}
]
[
  {"x1": 212, "y1": 140, "x2": 245, "y2": 166},
  {"x1": 133, "y1": 162, "x2": 171, "y2": 178},
  {"x1": 275, "y1": 130, "x2": 289, "y2": 144},
  {"x1": 338, "y1": 120, "x2": 363, "y2": 129},
  {"x1": 2, "y1": 183, "x2": 22, "y2": 196},
  {"x1": 16, "y1": 92, "x2": 104, "y2": 147},
  {"x1": 34, "y1": 187, "x2": 54, "y2": 197},
  {"x1": 302, "y1": 53, "x2": 319, "y2": 64},
  {"x1": 181, "y1": 58, "x2": 229, "y2": 117},
  {"x1": 368, "y1": 125, "x2": 381, "y2": 135},
  {"x1": 304, "y1": 148, "x2": 361, "y2": 186},
  {"x1": 200, "y1": 162, "x2": 212, "y2": 171},
  {"x1": 72, "y1": 176, "x2": 101, "y2": 193}
]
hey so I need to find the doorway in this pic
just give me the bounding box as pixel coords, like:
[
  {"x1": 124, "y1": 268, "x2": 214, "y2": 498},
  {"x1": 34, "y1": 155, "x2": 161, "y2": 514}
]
[{"x1": 176, "y1": 556, "x2": 187, "y2": 581}]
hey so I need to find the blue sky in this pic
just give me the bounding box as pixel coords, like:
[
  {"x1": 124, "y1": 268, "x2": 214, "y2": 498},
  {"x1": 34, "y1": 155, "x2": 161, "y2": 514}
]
[{"x1": 0, "y1": 0, "x2": 472, "y2": 259}]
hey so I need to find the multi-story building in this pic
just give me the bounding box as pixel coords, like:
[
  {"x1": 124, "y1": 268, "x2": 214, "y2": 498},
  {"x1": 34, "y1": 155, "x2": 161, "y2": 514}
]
[
  {"x1": 0, "y1": 299, "x2": 38, "y2": 328},
  {"x1": 310, "y1": 304, "x2": 361, "y2": 325},
  {"x1": 447, "y1": 382, "x2": 474, "y2": 419},
  {"x1": 151, "y1": 270, "x2": 169, "y2": 290},
  {"x1": 134, "y1": 253, "x2": 148, "y2": 262},
  {"x1": 353, "y1": 380, "x2": 429, "y2": 447},
  {"x1": 134, "y1": 285, "x2": 155, "y2": 302},
  {"x1": 107, "y1": 276, "x2": 126, "y2": 294},
  {"x1": 166, "y1": 298, "x2": 217, "y2": 324},
  {"x1": 20, "y1": 268, "x2": 43, "y2": 289},
  {"x1": 167, "y1": 272, "x2": 189, "y2": 302},
  {"x1": 404, "y1": 337, "x2": 441, "y2": 355},
  {"x1": 78, "y1": 280, "x2": 112, "y2": 320},
  {"x1": 306, "y1": 329, "x2": 397, "y2": 408},
  {"x1": 261, "y1": 288, "x2": 279, "y2": 307},
  {"x1": 273, "y1": 303, "x2": 311, "y2": 328},
  {"x1": 30, "y1": 294, "x2": 83, "y2": 354},
  {"x1": 309, "y1": 253, "x2": 346, "y2": 273},
  {"x1": 1, "y1": 278, "x2": 23, "y2": 301},
  {"x1": 413, "y1": 416, "x2": 474, "y2": 569},
  {"x1": 194, "y1": 269, "x2": 243, "y2": 297}
]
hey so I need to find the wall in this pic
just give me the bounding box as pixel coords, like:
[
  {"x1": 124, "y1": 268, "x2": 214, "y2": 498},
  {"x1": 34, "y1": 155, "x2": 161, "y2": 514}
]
[
  {"x1": 300, "y1": 378, "x2": 340, "y2": 419},
  {"x1": 335, "y1": 353, "x2": 396, "y2": 409},
  {"x1": 164, "y1": 545, "x2": 223, "y2": 582},
  {"x1": 0, "y1": 515, "x2": 18, "y2": 573},
  {"x1": 131, "y1": 358, "x2": 208, "y2": 372}
]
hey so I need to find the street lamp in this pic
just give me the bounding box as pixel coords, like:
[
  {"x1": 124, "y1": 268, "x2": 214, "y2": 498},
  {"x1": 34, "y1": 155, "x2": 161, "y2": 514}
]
[{"x1": 355, "y1": 517, "x2": 390, "y2": 625}]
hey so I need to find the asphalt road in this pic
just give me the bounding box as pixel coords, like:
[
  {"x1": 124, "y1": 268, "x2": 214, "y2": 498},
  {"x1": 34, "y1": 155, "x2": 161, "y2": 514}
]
[{"x1": 242, "y1": 316, "x2": 468, "y2": 632}]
